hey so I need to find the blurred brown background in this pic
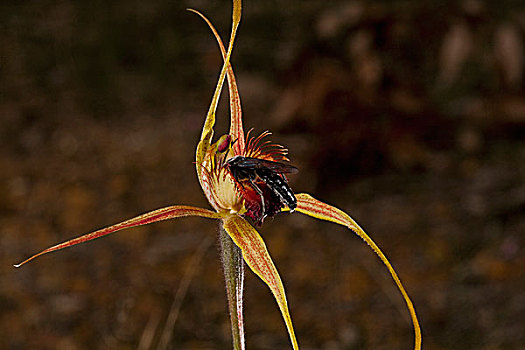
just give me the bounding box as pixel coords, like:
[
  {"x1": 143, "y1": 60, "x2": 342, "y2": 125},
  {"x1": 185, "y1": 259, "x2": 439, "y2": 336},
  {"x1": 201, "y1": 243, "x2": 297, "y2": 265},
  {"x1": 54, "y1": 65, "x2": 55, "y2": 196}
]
[{"x1": 1, "y1": 0, "x2": 524, "y2": 349}]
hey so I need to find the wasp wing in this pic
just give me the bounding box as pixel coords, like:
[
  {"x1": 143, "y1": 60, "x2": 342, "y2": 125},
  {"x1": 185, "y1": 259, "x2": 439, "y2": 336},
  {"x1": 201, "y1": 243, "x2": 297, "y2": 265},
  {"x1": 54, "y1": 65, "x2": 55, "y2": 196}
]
[{"x1": 233, "y1": 157, "x2": 298, "y2": 174}]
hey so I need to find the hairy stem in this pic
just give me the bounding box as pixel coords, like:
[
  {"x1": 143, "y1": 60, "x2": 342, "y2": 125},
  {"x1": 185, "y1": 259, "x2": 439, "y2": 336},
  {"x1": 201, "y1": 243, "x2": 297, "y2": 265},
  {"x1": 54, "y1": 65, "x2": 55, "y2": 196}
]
[{"x1": 219, "y1": 223, "x2": 245, "y2": 350}]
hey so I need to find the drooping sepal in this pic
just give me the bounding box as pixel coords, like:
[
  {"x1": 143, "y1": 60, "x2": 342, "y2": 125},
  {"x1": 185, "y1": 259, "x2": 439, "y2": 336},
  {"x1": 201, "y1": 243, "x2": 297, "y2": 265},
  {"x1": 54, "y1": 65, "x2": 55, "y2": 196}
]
[
  {"x1": 293, "y1": 193, "x2": 422, "y2": 350},
  {"x1": 221, "y1": 215, "x2": 299, "y2": 350}
]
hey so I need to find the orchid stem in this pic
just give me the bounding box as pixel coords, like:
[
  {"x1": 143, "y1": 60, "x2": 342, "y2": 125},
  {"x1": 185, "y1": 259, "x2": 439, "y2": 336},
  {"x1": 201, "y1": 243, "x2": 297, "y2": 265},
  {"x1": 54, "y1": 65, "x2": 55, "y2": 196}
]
[{"x1": 219, "y1": 223, "x2": 246, "y2": 350}]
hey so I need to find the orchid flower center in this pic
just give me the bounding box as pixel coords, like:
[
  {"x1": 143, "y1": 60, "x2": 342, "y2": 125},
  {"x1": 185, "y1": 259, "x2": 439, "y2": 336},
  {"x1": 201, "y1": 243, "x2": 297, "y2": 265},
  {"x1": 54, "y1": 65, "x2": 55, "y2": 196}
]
[{"x1": 200, "y1": 131, "x2": 297, "y2": 225}]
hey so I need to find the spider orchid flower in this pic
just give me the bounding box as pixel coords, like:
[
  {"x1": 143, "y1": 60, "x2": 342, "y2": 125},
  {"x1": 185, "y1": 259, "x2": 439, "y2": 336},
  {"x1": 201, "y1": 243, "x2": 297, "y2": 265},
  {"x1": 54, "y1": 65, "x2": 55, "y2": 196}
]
[{"x1": 15, "y1": 1, "x2": 421, "y2": 349}]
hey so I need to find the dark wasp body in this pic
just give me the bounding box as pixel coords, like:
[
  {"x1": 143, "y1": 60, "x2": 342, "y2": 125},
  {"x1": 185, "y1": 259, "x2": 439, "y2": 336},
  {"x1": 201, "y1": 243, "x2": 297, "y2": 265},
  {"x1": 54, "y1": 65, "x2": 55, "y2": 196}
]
[{"x1": 224, "y1": 156, "x2": 297, "y2": 222}]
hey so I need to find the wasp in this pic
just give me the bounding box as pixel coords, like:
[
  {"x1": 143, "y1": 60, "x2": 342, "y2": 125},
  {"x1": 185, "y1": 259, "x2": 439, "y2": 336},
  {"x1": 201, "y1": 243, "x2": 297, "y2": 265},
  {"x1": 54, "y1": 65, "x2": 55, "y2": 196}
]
[{"x1": 224, "y1": 156, "x2": 298, "y2": 223}]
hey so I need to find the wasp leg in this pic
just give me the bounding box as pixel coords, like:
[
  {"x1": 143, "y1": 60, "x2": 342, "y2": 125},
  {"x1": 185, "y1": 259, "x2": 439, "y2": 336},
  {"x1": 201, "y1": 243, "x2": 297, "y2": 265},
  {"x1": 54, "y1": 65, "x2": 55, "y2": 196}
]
[{"x1": 248, "y1": 179, "x2": 266, "y2": 224}]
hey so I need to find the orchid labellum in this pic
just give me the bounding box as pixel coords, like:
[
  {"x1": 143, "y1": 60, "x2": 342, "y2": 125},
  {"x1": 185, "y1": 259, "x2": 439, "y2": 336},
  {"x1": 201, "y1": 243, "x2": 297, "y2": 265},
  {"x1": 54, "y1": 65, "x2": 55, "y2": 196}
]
[{"x1": 15, "y1": 1, "x2": 421, "y2": 349}]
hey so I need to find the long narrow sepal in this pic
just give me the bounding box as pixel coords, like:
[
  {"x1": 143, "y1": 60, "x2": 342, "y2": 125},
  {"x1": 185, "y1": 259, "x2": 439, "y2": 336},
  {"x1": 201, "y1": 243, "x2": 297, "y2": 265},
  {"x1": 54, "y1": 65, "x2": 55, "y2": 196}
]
[
  {"x1": 293, "y1": 193, "x2": 422, "y2": 350},
  {"x1": 195, "y1": 0, "x2": 242, "y2": 177},
  {"x1": 187, "y1": 9, "x2": 245, "y2": 156},
  {"x1": 14, "y1": 206, "x2": 221, "y2": 267},
  {"x1": 222, "y1": 215, "x2": 299, "y2": 350}
]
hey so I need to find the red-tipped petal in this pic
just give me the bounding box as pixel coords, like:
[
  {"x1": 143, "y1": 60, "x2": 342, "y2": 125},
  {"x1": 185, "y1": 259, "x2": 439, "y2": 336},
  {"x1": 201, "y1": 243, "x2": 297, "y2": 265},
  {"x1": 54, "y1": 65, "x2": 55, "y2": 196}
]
[
  {"x1": 188, "y1": 9, "x2": 245, "y2": 155},
  {"x1": 222, "y1": 215, "x2": 299, "y2": 350},
  {"x1": 294, "y1": 193, "x2": 422, "y2": 350},
  {"x1": 14, "y1": 206, "x2": 221, "y2": 267}
]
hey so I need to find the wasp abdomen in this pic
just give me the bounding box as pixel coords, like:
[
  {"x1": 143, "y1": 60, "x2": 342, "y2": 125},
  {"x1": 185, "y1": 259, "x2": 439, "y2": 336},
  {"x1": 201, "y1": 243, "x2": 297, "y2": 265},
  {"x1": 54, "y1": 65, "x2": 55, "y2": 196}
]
[
  {"x1": 257, "y1": 169, "x2": 297, "y2": 211},
  {"x1": 224, "y1": 155, "x2": 298, "y2": 222}
]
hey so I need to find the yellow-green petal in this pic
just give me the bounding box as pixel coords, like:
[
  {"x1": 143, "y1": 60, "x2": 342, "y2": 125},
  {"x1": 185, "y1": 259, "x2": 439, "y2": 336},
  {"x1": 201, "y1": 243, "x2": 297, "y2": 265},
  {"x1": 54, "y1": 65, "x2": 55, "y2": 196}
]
[
  {"x1": 195, "y1": 0, "x2": 242, "y2": 180},
  {"x1": 188, "y1": 9, "x2": 245, "y2": 156},
  {"x1": 15, "y1": 205, "x2": 221, "y2": 267},
  {"x1": 293, "y1": 193, "x2": 422, "y2": 350},
  {"x1": 222, "y1": 214, "x2": 299, "y2": 350}
]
